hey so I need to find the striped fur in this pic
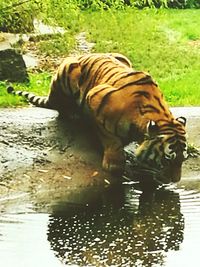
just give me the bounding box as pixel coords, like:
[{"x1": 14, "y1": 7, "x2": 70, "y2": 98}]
[{"x1": 7, "y1": 53, "x2": 187, "y2": 182}]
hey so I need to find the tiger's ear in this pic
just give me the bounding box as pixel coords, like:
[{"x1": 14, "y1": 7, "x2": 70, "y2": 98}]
[
  {"x1": 176, "y1": 116, "x2": 186, "y2": 126},
  {"x1": 146, "y1": 120, "x2": 159, "y2": 137}
]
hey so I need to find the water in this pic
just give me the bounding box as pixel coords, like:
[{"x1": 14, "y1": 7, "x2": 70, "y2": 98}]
[{"x1": 0, "y1": 181, "x2": 200, "y2": 267}]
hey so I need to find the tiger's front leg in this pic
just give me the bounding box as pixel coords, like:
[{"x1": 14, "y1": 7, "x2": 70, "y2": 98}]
[
  {"x1": 86, "y1": 83, "x2": 126, "y2": 174},
  {"x1": 97, "y1": 124, "x2": 125, "y2": 174}
]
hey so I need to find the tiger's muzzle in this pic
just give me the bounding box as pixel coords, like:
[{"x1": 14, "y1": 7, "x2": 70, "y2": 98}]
[{"x1": 135, "y1": 147, "x2": 186, "y2": 184}]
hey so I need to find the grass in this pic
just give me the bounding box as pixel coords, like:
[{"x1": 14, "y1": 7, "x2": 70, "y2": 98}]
[
  {"x1": 80, "y1": 9, "x2": 200, "y2": 106},
  {"x1": 0, "y1": 73, "x2": 51, "y2": 107},
  {"x1": 1, "y1": 8, "x2": 200, "y2": 107}
]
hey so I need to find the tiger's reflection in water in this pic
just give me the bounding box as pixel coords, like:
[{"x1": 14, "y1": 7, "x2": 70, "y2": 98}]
[{"x1": 47, "y1": 184, "x2": 184, "y2": 266}]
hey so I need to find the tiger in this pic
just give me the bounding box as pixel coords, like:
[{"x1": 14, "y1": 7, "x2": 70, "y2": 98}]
[{"x1": 7, "y1": 52, "x2": 187, "y2": 183}]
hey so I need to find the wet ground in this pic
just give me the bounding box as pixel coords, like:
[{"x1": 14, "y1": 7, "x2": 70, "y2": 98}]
[{"x1": 0, "y1": 106, "x2": 200, "y2": 266}]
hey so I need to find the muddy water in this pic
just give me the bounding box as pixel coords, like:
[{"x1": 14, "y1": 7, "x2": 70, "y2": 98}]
[
  {"x1": 0, "y1": 107, "x2": 200, "y2": 266},
  {"x1": 0, "y1": 183, "x2": 200, "y2": 267}
]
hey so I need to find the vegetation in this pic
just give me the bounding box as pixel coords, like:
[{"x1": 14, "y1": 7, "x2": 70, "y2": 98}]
[
  {"x1": 80, "y1": 9, "x2": 200, "y2": 106},
  {"x1": 0, "y1": 73, "x2": 50, "y2": 107},
  {"x1": 0, "y1": 1, "x2": 200, "y2": 107},
  {"x1": 0, "y1": 0, "x2": 39, "y2": 32}
]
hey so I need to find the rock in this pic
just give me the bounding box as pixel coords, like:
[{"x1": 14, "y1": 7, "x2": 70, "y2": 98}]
[{"x1": 0, "y1": 48, "x2": 29, "y2": 82}]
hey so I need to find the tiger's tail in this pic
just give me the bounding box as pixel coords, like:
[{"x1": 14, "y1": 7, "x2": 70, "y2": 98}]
[{"x1": 7, "y1": 86, "x2": 50, "y2": 108}]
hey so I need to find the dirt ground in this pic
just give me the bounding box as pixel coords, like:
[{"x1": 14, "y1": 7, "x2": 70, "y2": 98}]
[{"x1": 0, "y1": 107, "x2": 200, "y2": 211}]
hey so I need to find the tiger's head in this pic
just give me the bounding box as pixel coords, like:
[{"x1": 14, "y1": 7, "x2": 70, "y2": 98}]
[{"x1": 135, "y1": 117, "x2": 187, "y2": 184}]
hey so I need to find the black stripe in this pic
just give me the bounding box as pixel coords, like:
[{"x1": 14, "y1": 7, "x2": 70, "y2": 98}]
[
  {"x1": 96, "y1": 88, "x2": 117, "y2": 116},
  {"x1": 27, "y1": 93, "x2": 36, "y2": 100},
  {"x1": 139, "y1": 139, "x2": 159, "y2": 162},
  {"x1": 166, "y1": 134, "x2": 185, "y2": 143},
  {"x1": 163, "y1": 112, "x2": 170, "y2": 119},
  {"x1": 110, "y1": 71, "x2": 129, "y2": 85},
  {"x1": 80, "y1": 57, "x2": 105, "y2": 86},
  {"x1": 91, "y1": 76, "x2": 154, "y2": 111},
  {"x1": 159, "y1": 124, "x2": 175, "y2": 131},
  {"x1": 158, "y1": 127, "x2": 186, "y2": 136},
  {"x1": 85, "y1": 63, "x2": 116, "y2": 93},
  {"x1": 61, "y1": 65, "x2": 73, "y2": 96},
  {"x1": 133, "y1": 75, "x2": 153, "y2": 84},
  {"x1": 88, "y1": 60, "x2": 114, "y2": 87},
  {"x1": 156, "y1": 119, "x2": 172, "y2": 124},
  {"x1": 80, "y1": 56, "x2": 93, "y2": 67},
  {"x1": 78, "y1": 54, "x2": 86, "y2": 61},
  {"x1": 86, "y1": 84, "x2": 109, "y2": 106},
  {"x1": 22, "y1": 92, "x2": 29, "y2": 97},
  {"x1": 140, "y1": 104, "x2": 161, "y2": 114},
  {"x1": 85, "y1": 62, "x2": 115, "y2": 92},
  {"x1": 154, "y1": 95, "x2": 166, "y2": 112},
  {"x1": 17, "y1": 91, "x2": 23, "y2": 96},
  {"x1": 118, "y1": 75, "x2": 155, "y2": 91},
  {"x1": 8, "y1": 87, "x2": 49, "y2": 108},
  {"x1": 29, "y1": 95, "x2": 35, "y2": 101},
  {"x1": 176, "y1": 129, "x2": 186, "y2": 135},
  {"x1": 68, "y1": 63, "x2": 77, "y2": 74},
  {"x1": 158, "y1": 122, "x2": 174, "y2": 128},
  {"x1": 79, "y1": 62, "x2": 91, "y2": 81},
  {"x1": 61, "y1": 65, "x2": 67, "y2": 87},
  {"x1": 80, "y1": 60, "x2": 114, "y2": 108},
  {"x1": 83, "y1": 61, "x2": 107, "y2": 90},
  {"x1": 100, "y1": 66, "x2": 120, "y2": 84},
  {"x1": 86, "y1": 57, "x2": 105, "y2": 78},
  {"x1": 67, "y1": 75, "x2": 73, "y2": 95},
  {"x1": 132, "y1": 90, "x2": 150, "y2": 99},
  {"x1": 16, "y1": 90, "x2": 29, "y2": 97},
  {"x1": 159, "y1": 122, "x2": 186, "y2": 134},
  {"x1": 112, "y1": 71, "x2": 144, "y2": 86},
  {"x1": 34, "y1": 97, "x2": 41, "y2": 106},
  {"x1": 164, "y1": 135, "x2": 180, "y2": 143},
  {"x1": 159, "y1": 130, "x2": 176, "y2": 135}
]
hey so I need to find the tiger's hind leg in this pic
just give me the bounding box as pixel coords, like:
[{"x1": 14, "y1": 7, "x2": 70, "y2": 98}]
[{"x1": 47, "y1": 58, "x2": 82, "y2": 114}]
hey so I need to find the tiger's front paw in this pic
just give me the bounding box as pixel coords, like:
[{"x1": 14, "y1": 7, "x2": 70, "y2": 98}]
[{"x1": 102, "y1": 150, "x2": 125, "y2": 174}]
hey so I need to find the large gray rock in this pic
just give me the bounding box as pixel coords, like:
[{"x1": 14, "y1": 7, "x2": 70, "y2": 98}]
[{"x1": 0, "y1": 48, "x2": 29, "y2": 82}]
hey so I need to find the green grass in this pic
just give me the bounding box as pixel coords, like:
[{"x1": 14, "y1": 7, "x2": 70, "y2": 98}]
[
  {"x1": 1, "y1": 8, "x2": 200, "y2": 107},
  {"x1": 0, "y1": 73, "x2": 51, "y2": 107},
  {"x1": 79, "y1": 9, "x2": 200, "y2": 106}
]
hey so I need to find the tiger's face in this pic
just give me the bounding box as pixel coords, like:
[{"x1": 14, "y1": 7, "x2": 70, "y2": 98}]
[{"x1": 135, "y1": 117, "x2": 187, "y2": 183}]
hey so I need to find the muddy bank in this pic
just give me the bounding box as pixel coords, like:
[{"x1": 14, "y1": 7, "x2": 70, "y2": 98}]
[
  {"x1": 0, "y1": 107, "x2": 200, "y2": 213},
  {"x1": 0, "y1": 107, "x2": 112, "y2": 212}
]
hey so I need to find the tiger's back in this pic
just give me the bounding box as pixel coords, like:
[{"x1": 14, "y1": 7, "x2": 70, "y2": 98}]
[{"x1": 77, "y1": 54, "x2": 173, "y2": 138}]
